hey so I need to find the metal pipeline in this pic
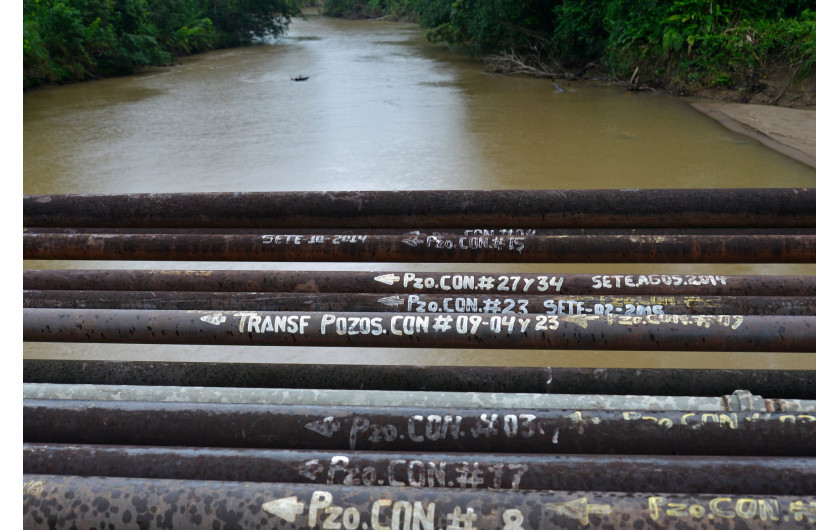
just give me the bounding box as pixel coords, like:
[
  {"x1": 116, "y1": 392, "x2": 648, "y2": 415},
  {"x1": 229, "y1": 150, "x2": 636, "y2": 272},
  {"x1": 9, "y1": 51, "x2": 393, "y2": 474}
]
[
  {"x1": 23, "y1": 474, "x2": 817, "y2": 529},
  {"x1": 23, "y1": 289, "x2": 817, "y2": 316},
  {"x1": 22, "y1": 226, "x2": 818, "y2": 235},
  {"x1": 22, "y1": 188, "x2": 816, "y2": 228},
  {"x1": 23, "y1": 309, "x2": 816, "y2": 352},
  {"x1": 22, "y1": 232, "x2": 816, "y2": 262},
  {"x1": 25, "y1": 383, "x2": 812, "y2": 412},
  {"x1": 23, "y1": 269, "x2": 818, "y2": 296},
  {"x1": 23, "y1": 361, "x2": 817, "y2": 399},
  {"x1": 23, "y1": 399, "x2": 816, "y2": 456},
  {"x1": 23, "y1": 444, "x2": 817, "y2": 495}
]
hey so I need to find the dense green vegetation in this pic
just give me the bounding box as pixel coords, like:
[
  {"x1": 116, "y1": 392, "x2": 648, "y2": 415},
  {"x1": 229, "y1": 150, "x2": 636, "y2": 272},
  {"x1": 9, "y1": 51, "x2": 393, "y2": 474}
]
[
  {"x1": 323, "y1": 0, "x2": 815, "y2": 97},
  {"x1": 24, "y1": 0, "x2": 815, "y2": 99},
  {"x1": 23, "y1": 0, "x2": 302, "y2": 88}
]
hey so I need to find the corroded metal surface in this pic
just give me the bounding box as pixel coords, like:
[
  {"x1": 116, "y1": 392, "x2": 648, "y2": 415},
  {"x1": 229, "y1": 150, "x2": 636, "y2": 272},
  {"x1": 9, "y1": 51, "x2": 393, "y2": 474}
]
[
  {"x1": 22, "y1": 361, "x2": 818, "y2": 399},
  {"x1": 23, "y1": 444, "x2": 816, "y2": 495},
  {"x1": 22, "y1": 232, "x2": 816, "y2": 263},
  {"x1": 27, "y1": 383, "x2": 813, "y2": 412},
  {"x1": 22, "y1": 188, "x2": 816, "y2": 228},
  {"x1": 22, "y1": 226, "x2": 818, "y2": 235},
  {"x1": 23, "y1": 269, "x2": 817, "y2": 296},
  {"x1": 23, "y1": 289, "x2": 817, "y2": 315},
  {"x1": 20, "y1": 188, "x2": 818, "y2": 527},
  {"x1": 23, "y1": 309, "x2": 816, "y2": 352},
  {"x1": 23, "y1": 399, "x2": 816, "y2": 455},
  {"x1": 22, "y1": 475, "x2": 817, "y2": 529}
]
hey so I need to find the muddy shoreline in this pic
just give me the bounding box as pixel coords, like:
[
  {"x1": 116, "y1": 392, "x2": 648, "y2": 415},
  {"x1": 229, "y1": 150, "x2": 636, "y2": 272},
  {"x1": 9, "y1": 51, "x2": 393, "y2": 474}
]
[{"x1": 690, "y1": 102, "x2": 816, "y2": 168}]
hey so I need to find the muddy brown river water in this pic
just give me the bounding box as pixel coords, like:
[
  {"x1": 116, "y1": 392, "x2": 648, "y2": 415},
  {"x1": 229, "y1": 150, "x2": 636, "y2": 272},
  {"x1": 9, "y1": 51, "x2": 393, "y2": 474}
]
[{"x1": 23, "y1": 13, "x2": 815, "y2": 369}]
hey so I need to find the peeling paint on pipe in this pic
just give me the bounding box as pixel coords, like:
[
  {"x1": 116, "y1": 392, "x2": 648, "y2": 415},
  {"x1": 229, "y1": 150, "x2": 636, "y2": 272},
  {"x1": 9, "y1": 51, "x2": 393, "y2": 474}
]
[
  {"x1": 22, "y1": 474, "x2": 817, "y2": 529},
  {"x1": 25, "y1": 383, "x2": 814, "y2": 412}
]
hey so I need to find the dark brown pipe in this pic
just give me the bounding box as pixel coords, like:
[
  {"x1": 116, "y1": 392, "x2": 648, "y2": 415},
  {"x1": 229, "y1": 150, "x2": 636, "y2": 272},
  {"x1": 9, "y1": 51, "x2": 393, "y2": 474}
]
[
  {"x1": 23, "y1": 444, "x2": 816, "y2": 495},
  {"x1": 23, "y1": 361, "x2": 817, "y2": 399},
  {"x1": 22, "y1": 290, "x2": 817, "y2": 315},
  {"x1": 23, "y1": 399, "x2": 816, "y2": 456},
  {"x1": 23, "y1": 188, "x2": 816, "y2": 228},
  {"x1": 22, "y1": 232, "x2": 816, "y2": 262},
  {"x1": 22, "y1": 309, "x2": 817, "y2": 352},
  {"x1": 23, "y1": 269, "x2": 817, "y2": 296}
]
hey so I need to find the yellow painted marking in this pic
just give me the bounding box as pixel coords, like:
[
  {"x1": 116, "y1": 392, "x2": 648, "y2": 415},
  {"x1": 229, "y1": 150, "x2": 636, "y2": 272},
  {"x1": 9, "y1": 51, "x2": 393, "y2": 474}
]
[
  {"x1": 23, "y1": 480, "x2": 44, "y2": 495},
  {"x1": 547, "y1": 497, "x2": 612, "y2": 525}
]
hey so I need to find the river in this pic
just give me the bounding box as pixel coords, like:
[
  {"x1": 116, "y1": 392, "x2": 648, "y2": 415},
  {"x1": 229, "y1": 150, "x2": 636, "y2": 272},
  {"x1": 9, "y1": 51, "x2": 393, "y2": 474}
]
[{"x1": 23, "y1": 13, "x2": 815, "y2": 370}]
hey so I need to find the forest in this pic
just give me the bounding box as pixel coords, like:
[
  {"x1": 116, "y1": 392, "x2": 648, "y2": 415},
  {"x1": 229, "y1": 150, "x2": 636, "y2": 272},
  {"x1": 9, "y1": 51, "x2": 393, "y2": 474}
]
[
  {"x1": 324, "y1": 0, "x2": 815, "y2": 99},
  {"x1": 23, "y1": 0, "x2": 302, "y2": 88},
  {"x1": 24, "y1": 0, "x2": 815, "y2": 99}
]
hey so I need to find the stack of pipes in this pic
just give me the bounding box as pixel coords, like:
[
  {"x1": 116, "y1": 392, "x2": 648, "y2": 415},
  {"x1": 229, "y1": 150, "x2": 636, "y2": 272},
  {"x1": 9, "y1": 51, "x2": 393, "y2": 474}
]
[{"x1": 23, "y1": 189, "x2": 816, "y2": 529}]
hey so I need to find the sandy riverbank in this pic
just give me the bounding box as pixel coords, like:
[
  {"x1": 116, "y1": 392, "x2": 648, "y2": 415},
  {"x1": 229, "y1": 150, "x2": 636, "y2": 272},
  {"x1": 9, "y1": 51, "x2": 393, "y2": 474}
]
[{"x1": 691, "y1": 102, "x2": 816, "y2": 168}]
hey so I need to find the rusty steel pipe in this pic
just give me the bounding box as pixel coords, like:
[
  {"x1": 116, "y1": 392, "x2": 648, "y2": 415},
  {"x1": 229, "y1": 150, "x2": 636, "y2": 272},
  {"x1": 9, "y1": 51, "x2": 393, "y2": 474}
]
[
  {"x1": 23, "y1": 475, "x2": 817, "y2": 529},
  {"x1": 22, "y1": 289, "x2": 817, "y2": 316},
  {"x1": 22, "y1": 232, "x2": 816, "y2": 263},
  {"x1": 23, "y1": 444, "x2": 816, "y2": 495},
  {"x1": 22, "y1": 226, "x2": 818, "y2": 236},
  {"x1": 23, "y1": 361, "x2": 817, "y2": 398},
  {"x1": 23, "y1": 269, "x2": 818, "y2": 296},
  {"x1": 22, "y1": 188, "x2": 816, "y2": 228},
  {"x1": 23, "y1": 399, "x2": 816, "y2": 456},
  {"x1": 22, "y1": 308, "x2": 816, "y2": 352},
  {"x1": 23, "y1": 309, "x2": 816, "y2": 352}
]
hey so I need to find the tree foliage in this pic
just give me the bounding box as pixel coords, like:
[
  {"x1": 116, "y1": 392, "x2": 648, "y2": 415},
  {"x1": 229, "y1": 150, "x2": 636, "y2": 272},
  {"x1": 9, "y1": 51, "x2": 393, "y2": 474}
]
[
  {"x1": 323, "y1": 0, "x2": 815, "y2": 95},
  {"x1": 23, "y1": 0, "x2": 302, "y2": 88},
  {"x1": 25, "y1": 0, "x2": 815, "y2": 96}
]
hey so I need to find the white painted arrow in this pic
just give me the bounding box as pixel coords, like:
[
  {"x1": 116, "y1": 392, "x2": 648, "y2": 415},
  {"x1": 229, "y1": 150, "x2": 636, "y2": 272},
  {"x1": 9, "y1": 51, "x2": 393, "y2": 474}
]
[
  {"x1": 546, "y1": 497, "x2": 612, "y2": 526},
  {"x1": 261, "y1": 496, "x2": 304, "y2": 523},
  {"x1": 565, "y1": 315, "x2": 602, "y2": 330},
  {"x1": 374, "y1": 273, "x2": 400, "y2": 285},
  {"x1": 378, "y1": 295, "x2": 404, "y2": 307},
  {"x1": 200, "y1": 313, "x2": 227, "y2": 326},
  {"x1": 304, "y1": 416, "x2": 340, "y2": 437},
  {"x1": 401, "y1": 236, "x2": 423, "y2": 247}
]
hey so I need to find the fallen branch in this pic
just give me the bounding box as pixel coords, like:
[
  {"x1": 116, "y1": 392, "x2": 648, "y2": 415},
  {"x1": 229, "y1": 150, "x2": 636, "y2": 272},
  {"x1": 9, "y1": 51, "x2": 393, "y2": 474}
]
[
  {"x1": 484, "y1": 47, "x2": 561, "y2": 78},
  {"x1": 622, "y1": 66, "x2": 656, "y2": 93}
]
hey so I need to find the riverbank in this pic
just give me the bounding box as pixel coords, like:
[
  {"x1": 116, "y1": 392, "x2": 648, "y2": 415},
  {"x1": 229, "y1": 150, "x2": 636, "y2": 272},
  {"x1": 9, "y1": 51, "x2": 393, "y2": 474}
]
[
  {"x1": 535, "y1": 60, "x2": 817, "y2": 168},
  {"x1": 690, "y1": 102, "x2": 816, "y2": 168}
]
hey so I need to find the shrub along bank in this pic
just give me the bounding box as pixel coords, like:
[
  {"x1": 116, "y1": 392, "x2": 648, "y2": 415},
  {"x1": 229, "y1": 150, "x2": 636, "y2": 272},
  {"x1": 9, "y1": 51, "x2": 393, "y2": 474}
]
[{"x1": 322, "y1": 0, "x2": 816, "y2": 104}]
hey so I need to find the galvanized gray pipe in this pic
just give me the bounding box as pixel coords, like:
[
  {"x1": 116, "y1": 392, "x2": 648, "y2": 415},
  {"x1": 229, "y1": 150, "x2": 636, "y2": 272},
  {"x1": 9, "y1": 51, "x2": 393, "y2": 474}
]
[{"x1": 25, "y1": 383, "x2": 813, "y2": 412}]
